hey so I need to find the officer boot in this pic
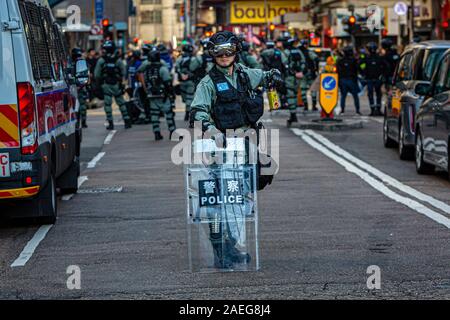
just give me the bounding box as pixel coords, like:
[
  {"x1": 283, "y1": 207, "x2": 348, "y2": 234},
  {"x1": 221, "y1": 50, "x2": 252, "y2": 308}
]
[
  {"x1": 124, "y1": 119, "x2": 132, "y2": 129},
  {"x1": 212, "y1": 242, "x2": 233, "y2": 269},
  {"x1": 106, "y1": 120, "x2": 114, "y2": 131},
  {"x1": 82, "y1": 120, "x2": 88, "y2": 128},
  {"x1": 287, "y1": 112, "x2": 298, "y2": 125},
  {"x1": 184, "y1": 111, "x2": 190, "y2": 122},
  {"x1": 155, "y1": 132, "x2": 163, "y2": 141},
  {"x1": 376, "y1": 106, "x2": 383, "y2": 116},
  {"x1": 225, "y1": 239, "x2": 251, "y2": 264},
  {"x1": 369, "y1": 107, "x2": 375, "y2": 116}
]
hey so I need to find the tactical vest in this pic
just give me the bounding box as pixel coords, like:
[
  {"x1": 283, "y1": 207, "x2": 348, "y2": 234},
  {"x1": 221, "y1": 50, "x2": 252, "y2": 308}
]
[
  {"x1": 208, "y1": 66, "x2": 264, "y2": 131},
  {"x1": 144, "y1": 62, "x2": 164, "y2": 97},
  {"x1": 102, "y1": 55, "x2": 122, "y2": 85},
  {"x1": 288, "y1": 48, "x2": 304, "y2": 73},
  {"x1": 262, "y1": 49, "x2": 284, "y2": 73}
]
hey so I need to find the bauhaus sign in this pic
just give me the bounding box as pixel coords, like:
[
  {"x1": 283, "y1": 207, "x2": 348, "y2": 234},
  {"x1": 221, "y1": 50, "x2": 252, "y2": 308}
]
[{"x1": 230, "y1": 1, "x2": 301, "y2": 24}]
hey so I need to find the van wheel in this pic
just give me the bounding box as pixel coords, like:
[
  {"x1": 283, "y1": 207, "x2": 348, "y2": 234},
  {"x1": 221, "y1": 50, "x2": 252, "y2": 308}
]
[
  {"x1": 415, "y1": 130, "x2": 434, "y2": 175},
  {"x1": 399, "y1": 121, "x2": 414, "y2": 160},
  {"x1": 38, "y1": 171, "x2": 58, "y2": 224},
  {"x1": 58, "y1": 156, "x2": 80, "y2": 195},
  {"x1": 383, "y1": 116, "x2": 396, "y2": 148}
]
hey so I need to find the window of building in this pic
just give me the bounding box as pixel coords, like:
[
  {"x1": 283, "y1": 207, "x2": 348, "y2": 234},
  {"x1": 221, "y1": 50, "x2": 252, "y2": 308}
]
[
  {"x1": 141, "y1": 10, "x2": 162, "y2": 24},
  {"x1": 141, "y1": 0, "x2": 162, "y2": 4}
]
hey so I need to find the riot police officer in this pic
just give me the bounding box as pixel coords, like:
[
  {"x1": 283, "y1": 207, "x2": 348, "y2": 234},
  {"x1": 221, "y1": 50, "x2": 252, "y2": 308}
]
[
  {"x1": 336, "y1": 46, "x2": 361, "y2": 115},
  {"x1": 280, "y1": 36, "x2": 306, "y2": 125},
  {"x1": 175, "y1": 43, "x2": 203, "y2": 122},
  {"x1": 71, "y1": 48, "x2": 89, "y2": 128},
  {"x1": 138, "y1": 47, "x2": 176, "y2": 141},
  {"x1": 190, "y1": 31, "x2": 283, "y2": 269},
  {"x1": 239, "y1": 41, "x2": 261, "y2": 69},
  {"x1": 361, "y1": 42, "x2": 385, "y2": 116},
  {"x1": 298, "y1": 39, "x2": 319, "y2": 111},
  {"x1": 381, "y1": 39, "x2": 400, "y2": 91},
  {"x1": 94, "y1": 41, "x2": 132, "y2": 130}
]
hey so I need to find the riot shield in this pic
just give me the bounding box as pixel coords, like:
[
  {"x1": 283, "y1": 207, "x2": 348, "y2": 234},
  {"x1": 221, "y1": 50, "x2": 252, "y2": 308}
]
[{"x1": 186, "y1": 138, "x2": 259, "y2": 272}]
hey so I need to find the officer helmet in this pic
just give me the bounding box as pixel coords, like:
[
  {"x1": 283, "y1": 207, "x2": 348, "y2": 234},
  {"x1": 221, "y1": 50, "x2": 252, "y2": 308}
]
[
  {"x1": 157, "y1": 43, "x2": 167, "y2": 53},
  {"x1": 149, "y1": 48, "x2": 161, "y2": 63},
  {"x1": 366, "y1": 42, "x2": 378, "y2": 54},
  {"x1": 71, "y1": 47, "x2": 83, "y2": 60},
  {"x1": 200, "y1": 38, "x2": 210, "y2": 50},
  {"x1": 207, "y1": 31, "x2": 241, "y2": 58},
  {"x1": 343, "y1": 46, "x2": 354, "y2": 57},
  {"x1": 241, "y1": 41, "x2": 250, "y2": 52},
  {"x1": 299, "y1": 39, "x2": 309, "y2": 48},
  {"x1": 182, "y1": 44, "x2": 194, "y2": 54},
  {"x1": 266, "y1": 41, "x2": 275, "y2": 49},
  {"x1": 102, "y1": 40, "x2": 116, "y2": 55},
  {"x1": 381, "y1": 39, "x2": 393, "y2": 50}
]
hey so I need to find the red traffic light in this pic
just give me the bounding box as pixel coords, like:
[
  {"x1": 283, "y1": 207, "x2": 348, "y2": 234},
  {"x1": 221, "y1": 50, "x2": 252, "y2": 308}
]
[
  {"x1": 442, "y1": 21, "x2": 449, "y2": 29},
  {"x1": 102, "y1": 19, "x2": 110, "y2": 27},
  {"x1": 348, "y1": 16, "x2": 356, "y2": 26}
]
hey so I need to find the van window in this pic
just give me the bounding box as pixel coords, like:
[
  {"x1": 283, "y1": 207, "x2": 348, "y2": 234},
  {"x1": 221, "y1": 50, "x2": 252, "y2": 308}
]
[
  {"x1": 419, "y1": 49, "x2": 446, "y2": 81},
  {"x1": 40, "y1": 6, "x2": 61, "y2": 81},
  {"x1": 396, "y1": 53, "x2": 413, "y2": 82},
  {"x1": 19, "y1": 1, "x2": 53, "y2": 81}
]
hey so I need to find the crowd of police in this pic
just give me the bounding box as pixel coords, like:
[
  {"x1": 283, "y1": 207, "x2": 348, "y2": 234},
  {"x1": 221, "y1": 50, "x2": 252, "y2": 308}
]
[{"x1": 69, "y1": 31, "x2": 400, "y2": 141}]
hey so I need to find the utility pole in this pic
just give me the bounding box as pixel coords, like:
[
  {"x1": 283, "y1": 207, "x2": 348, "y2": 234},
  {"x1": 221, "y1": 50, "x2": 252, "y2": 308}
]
[
  {"x1": 409, "y1": 0, "x2": 415, "y2": 42},
  {"x1": 265, "y1": 0, "x2": 270, "y2": 40},
  {"x1": 184, "y1": 0, "x2": 190, "y2": 39}
]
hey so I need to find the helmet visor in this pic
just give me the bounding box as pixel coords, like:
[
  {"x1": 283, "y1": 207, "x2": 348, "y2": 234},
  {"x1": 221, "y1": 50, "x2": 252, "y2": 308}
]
[{"x1": 209, "y1": 43, "x2": 238, "y2": 57}]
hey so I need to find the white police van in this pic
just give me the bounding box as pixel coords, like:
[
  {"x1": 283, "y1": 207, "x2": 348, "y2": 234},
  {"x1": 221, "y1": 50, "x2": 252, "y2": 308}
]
[{"x1": 0, "y1": 0, "x2": 83, "y2": 223}]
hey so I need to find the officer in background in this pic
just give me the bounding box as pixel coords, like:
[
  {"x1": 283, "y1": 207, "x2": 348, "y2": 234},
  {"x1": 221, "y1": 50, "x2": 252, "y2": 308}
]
[
  {"x1": 280, "y1": 35, "x2": 306, "y2": 126},
  {"x1": 298, "y1": 39, "x2": 318, "y2": 111},
  {"x1": 239, "y1": 41, "x2": 261, "y2": 69},
  {"x1": 157, "y1": 43, "x2": 173, "y2": 71},
  {"x1": 71, "y1": 48, "x2": 89, "y2": 128},
  {"x1": 190, "y1": 31, "x2": 283, "y2": 269},
  {"x1": 199, "y1": 38, "x2": 215, "y2": 75},
  {"x1": 381, "y1": 39, "x2": 400, "y2": 91},
  {"x1": 94, "y1": 41, "x2": 132, "y2": 130},
  {"x1": 138, "y1": 47, "x2": 176, "y2": 141},
  {"x1": 175, "y1": 43, "x2": 203, "y2": 122},
  {"x1": 336, "y1": 46, "x2": 361, "y2": 115},
  {"x1": 361, "y1": 42, "x2": 385, "y2": 116}
]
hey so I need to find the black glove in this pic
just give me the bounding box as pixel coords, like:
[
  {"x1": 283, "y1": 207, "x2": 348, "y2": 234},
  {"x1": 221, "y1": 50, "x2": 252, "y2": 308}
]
[{"x1": 268, "y1": 69, "x2": 284, "y2": 91}]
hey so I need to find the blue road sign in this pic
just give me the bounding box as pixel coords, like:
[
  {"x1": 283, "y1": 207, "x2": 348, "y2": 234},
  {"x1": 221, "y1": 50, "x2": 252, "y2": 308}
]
[{"x1": 322, "y1": 76, "x2": 337, "y2": 91}]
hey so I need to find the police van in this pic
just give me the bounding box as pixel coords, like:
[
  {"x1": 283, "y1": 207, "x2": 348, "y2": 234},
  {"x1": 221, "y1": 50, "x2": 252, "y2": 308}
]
[{"x1": 0, "y1": 0, "x2": 83, "y2": 223}]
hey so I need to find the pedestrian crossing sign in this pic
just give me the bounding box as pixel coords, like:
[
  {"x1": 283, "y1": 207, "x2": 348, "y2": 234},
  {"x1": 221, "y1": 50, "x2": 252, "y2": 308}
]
[{"x1": 320, "y1": 73, "x2": 339, "y2": 115}]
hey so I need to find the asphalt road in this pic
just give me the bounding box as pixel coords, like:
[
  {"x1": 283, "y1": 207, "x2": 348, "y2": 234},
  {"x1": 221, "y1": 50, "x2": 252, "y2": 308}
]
[{"x1": 0, "y1": 98, "x2": 450, "y2": 299}]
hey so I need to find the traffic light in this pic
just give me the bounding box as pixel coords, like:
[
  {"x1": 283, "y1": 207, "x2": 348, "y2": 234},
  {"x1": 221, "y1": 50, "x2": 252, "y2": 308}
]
[
  {"x1": 269, "y1": 24, "x2": 276, "y2": 31},
  {"x1": 102, "y1": 19, "x2": 113, "y2": 40},
  {"x1": 344, "y1": 15, "x2": 358, "y2": 35}
]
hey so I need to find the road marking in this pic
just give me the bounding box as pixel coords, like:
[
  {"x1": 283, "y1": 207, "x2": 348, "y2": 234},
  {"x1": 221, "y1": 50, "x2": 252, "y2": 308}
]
[
  {"x1": 303, "y1": 129, "x2": 450, "y2": 215},
  {"x1": 11, "y1": 225, "x2": 53, "y2": 268},
  {"x1": 103, "y1": 130, "x2": 117, "y2": 145},
  {"x1": 61, "y1": 176, "x2": 89, "y2": 201},
  {"x1": 87, "y1": 152, "x2": 106, "y2": 169},
  {"x1": 292, "y1": 129, "x2": 450, "y2": 229},
  {"x1": 103, "y1": 130, "x2": 117, "y2": 144}
]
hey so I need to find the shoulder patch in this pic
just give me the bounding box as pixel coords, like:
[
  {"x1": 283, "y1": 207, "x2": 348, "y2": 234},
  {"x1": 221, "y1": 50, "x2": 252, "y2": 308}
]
[{"x1": 216, "y1": 82, "x2": 230, "y2": 92}]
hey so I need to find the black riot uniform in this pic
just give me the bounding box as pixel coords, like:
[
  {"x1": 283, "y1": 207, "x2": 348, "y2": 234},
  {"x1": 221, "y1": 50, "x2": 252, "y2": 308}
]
[
  {"x1": 361, "y1": 42, "x2": 385, "y2": 115},
  {"x1": 381, "y1": 39, "x2": 400, "y2": 91}
]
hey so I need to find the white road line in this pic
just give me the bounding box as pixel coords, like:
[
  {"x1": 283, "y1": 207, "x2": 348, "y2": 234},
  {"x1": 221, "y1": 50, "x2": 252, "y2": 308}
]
[
  {"x1": 11, "y1": 225, "x2": 53, "y2": 268},
  {"x1": 303, "y1": 129, "x2": 450, "y2": 215},
  {"x1": 87, "y1": 152, "x2": 106, "y2": 169},
  {"x1": 292, "y1": 129, "x2": 450, "y2": 229},
  {"x1": 61, "y1": 176, "x2": 89, "y2": 201},
  {"x1": 103, "y1": 130, "x2": 117, "y2": 145}
]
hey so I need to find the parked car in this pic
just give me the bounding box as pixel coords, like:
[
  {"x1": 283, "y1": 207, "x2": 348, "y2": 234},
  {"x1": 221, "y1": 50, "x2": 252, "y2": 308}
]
[
  {"x1": 383, "y1": 41, "x2": 450, "y2": 160},
  {"x1": 415, "y1": 49, "x2": 450, "y2": 179},
  {"x1": 0, "y1": 0, "x2": 84, "y2": 223}
]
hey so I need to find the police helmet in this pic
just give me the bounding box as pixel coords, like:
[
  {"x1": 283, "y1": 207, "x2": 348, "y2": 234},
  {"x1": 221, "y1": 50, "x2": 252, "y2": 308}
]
[
  {"x1": 71, "y1": 47, "x2": 83, "y2": 60},
  {"x1": 343, "y1": 46, "x2": 354, "y2": 57},
  {"x1": 366, "y1": 42, "x2": 378, "y2": 54},
  {"x1": 102, "y1": 40, "x2": 116, "y2": 55},
  {"x1": 241, "y1": 41, "x2": 250, "y2": 52},
  {"x1": 157, "y1": 43, "x2": 167, "y2": 53},
  {"x1": 381, "y1": 39, "x2": 393, "y2": 50},
  {"x1": 299, "y1": 39, "x2": 309, "y2": 48},
  {"x1": 142, "y1": 43, "x2": 153, "y2": 56},
  {"x1": 182, "y1": 44, "x2": 194, "y2": 54},
  {"x1": 266, "y1": 41, "x2": 275, "y2": 49},
  {"x1": 200, "y1": 38, "x2": 210, "y2": 50},
  {"x1": 207, "y1": 31, "x2": 241, "y2": 58},
  {"x1": 149, "y1": 48, "x2": 161, "y2": 63}
]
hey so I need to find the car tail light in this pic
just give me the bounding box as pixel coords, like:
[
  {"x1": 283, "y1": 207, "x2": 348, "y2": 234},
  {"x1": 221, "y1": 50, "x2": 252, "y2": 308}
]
[
  {"x1": 409, "y1": 105, "x2": 415, "y2": 134},
  {"x1": 17, "y1": 83, "x2": 37, "y2": 155}
]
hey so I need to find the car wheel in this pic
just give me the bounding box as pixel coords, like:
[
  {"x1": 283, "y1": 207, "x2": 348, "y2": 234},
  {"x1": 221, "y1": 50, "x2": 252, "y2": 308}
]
[
  {"x1": 399, "y1": 121, "x2": 414, "y2": 160},
  {"x1": 38, "y1": 171, "x2": 58, "y2": 224},
  {"x1": 415, "y1": 130, "x2": 435, "y2": 175},
  {"x1": 383, "y1": 116, "x2": 396, "y2": 148}
]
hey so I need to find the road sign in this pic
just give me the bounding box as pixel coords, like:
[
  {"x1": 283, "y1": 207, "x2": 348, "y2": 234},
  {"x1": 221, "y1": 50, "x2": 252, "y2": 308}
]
[
  {"x1": 319, "y1": 74, "x2": 339, "y2": 116},
  {"x1": 394, "y1": 2, "x2": 408, "y2": 16},
  {"x1": 90, "y1": 24, "x2": 101, "y2": 35},
  {"x1": 95, "y1": 0, "x2": 103, "y2": 24}
]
